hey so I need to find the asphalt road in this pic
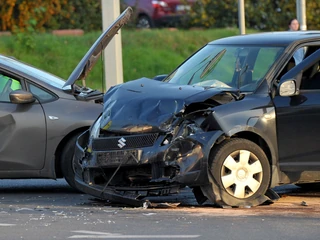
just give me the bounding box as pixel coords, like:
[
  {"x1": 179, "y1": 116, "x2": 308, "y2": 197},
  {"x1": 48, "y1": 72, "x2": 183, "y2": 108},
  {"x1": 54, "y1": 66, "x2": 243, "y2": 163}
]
[{"x1": 0, "y1": 179, "x2": 320, "y2": 240}]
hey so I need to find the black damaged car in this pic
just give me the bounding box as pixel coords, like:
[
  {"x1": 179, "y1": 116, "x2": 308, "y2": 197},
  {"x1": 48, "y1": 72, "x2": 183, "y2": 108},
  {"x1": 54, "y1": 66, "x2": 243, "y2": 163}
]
[{"x1": 70, "y1": 7, "x2": 320, "y2": 207}]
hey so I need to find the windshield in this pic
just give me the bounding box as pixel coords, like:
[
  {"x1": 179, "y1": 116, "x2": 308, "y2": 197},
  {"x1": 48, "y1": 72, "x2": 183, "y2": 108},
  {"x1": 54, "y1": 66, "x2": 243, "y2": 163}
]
[{"x1": 165, "y1": 44, "x2": 285, "y2": 92}]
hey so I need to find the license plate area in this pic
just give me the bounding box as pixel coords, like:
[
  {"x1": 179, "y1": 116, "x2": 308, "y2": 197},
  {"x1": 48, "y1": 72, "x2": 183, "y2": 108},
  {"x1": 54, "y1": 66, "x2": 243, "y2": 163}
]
[
  {"x1": 176, "y1": 5, "x2": 191, "y2": 12},
  {"x1": 97, "y1": 150, "x2": 141, "y2": 166}
]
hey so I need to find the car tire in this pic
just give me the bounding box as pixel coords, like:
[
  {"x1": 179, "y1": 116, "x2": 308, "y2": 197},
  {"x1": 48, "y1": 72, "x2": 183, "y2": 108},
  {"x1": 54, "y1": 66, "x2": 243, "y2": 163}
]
[
  {"x1": 137, "y1": 15, "x2": 153, "y2": 28},
  {"x1": 210, "y1": 138, "x2": 270, "y2": 206},
  {"x1": 60, "y1": 134, "x2": 80, "y2": 191}
]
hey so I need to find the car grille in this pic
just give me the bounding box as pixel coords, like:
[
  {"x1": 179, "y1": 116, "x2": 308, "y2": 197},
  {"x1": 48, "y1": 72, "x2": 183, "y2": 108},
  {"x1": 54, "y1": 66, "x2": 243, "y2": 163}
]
[
  {"x1": 97, "y1": 150, "x2": 140, "y2": 166},
  {"x1": 92, "y1": 133, "x2": 158, "y2": 151}
]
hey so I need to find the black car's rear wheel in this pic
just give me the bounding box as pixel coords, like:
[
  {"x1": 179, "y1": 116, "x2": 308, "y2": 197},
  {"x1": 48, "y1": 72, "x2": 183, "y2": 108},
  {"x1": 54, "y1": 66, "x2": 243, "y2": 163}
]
[{"x1": 210, "y1": 138, "x2": 270, "y2": 206}]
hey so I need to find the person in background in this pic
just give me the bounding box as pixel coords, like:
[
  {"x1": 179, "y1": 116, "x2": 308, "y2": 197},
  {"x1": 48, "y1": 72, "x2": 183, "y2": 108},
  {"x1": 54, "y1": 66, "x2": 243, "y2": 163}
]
[
  {"x1": 288, "y1": 18, "x2": 300, "y2": 31},
  {"x1": 288, "y1": 18, "x2": 304, "y2": 64}
]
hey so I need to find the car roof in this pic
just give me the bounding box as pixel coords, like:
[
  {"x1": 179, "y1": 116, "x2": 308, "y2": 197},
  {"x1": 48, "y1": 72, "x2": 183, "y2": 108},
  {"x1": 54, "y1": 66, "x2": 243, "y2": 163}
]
[
  {"x1": 209, "y1": 31, "x2": 320, "y2": 46},
  {"x1": 0, "y1": 54, "x2": 75, "y2": 98},
  {"x1": 0, "y1": 54, "x2": 63, "y2": 85}
]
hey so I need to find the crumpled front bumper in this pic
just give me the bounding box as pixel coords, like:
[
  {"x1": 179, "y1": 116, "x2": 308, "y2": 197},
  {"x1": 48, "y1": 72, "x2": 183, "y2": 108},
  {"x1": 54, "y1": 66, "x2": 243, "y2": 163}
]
[
  {"x1": 73, "y1": 129, "x2": 222, "y2": 206},
  {"x1": 74, "y1": 175, "x2": 148, "y2": 207},
  {"x1": 73, "y1": 130, "x2": 188, "y2": 206},
  {"x1": 73, "y1": 130, "x2": 149, "y2": 207}
]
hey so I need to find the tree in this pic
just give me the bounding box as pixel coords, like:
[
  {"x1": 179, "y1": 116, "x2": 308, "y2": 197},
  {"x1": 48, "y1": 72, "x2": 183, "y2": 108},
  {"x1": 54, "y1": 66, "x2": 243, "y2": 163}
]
[
  {"x1": 0, "y1": 0, "x2": 62, "y2": 32},
  {"x1": 0, "y1": 0, "x2": 102, "y2": 32}
]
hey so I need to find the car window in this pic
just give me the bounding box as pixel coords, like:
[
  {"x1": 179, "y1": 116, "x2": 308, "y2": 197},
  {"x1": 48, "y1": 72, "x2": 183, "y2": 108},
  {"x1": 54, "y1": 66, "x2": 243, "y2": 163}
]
[
  {"x1": 293, "y1": 47, "x2": 306, "y2": 65},
  {"x1": 165, "y1": 46, "x2": 238, "y2": 87},
  {"x1": 253, "y1": 48, "x2": 282, "y2": 80},
  {"x1": 277, "y1": 46, "x2": 317, "y2": 81},
  {"x1": 278, "y1": 45, "x2": 320, "y2": 90},
  {"x1": 28, "y1": 83, "x2": 56, "y2": 102},
  {"x1": 165, "y1": 45, "x2": 284, "y2": 92},
  {"x1": 0, "y1": 73, "x2": 22, "y2": 102},
  {"x1": 300, "y1": 60, "x2": 320, "y2": 90}
]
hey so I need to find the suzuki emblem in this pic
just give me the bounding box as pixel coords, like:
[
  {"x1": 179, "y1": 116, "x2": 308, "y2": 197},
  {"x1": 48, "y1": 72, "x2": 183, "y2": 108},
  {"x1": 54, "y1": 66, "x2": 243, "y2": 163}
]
[{"x1": 118, "y1": 137, "x2": 126, "y2": 148}]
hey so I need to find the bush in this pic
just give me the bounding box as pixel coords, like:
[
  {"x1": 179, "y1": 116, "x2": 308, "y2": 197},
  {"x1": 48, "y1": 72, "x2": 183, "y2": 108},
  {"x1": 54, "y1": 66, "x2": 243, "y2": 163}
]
[
  {"x1": 0, "y1": 0, "x2": 102, "y2": 32},
  {"x1": 189, "y1": 0, "x2": 320, "y2": 31},
  {"x1": 47, "y1": 0, "x2": 102, "y2": 31},
  {"x1": 0, "y1": 0, "x2": 62, "y2": 32},
  {"x1": 1, "y1": 1, "x2": 319, "y2": 33}
]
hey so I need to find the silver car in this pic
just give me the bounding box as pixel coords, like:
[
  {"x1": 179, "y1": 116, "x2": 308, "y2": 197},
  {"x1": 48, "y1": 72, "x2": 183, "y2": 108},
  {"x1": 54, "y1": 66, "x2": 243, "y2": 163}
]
[{"x1": 0, "y1": 19, "x2": 112, "y2": 188}]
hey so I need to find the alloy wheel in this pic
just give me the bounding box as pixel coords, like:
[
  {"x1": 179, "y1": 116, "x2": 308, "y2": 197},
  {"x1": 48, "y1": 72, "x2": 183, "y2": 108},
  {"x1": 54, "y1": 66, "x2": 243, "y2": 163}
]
[{"x1": 220, "y1": 150, "x2": 263, "y2": 199}]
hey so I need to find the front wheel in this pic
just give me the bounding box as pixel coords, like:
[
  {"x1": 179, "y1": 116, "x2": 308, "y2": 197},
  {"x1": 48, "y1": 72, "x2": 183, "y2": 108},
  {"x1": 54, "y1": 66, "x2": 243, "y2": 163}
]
[
  {"x1": 60, "y1": 134, "x2": 80, "y2": 190},
  {"x1": 210, "y1": 138, "x2": 270, "y2": 206}
]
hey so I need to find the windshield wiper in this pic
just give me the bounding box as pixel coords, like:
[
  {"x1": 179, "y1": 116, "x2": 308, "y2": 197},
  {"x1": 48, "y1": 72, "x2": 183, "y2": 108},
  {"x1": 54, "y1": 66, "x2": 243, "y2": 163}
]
[
  {"x1": 200, "y1": 49, "x2": 226, "y2": 78},
  {"x1": 187, "y1": 49, "x2": 226, "y2": 85},
  {"x1": 187, "y1": 71, "x2": 197, "y2": 85}
]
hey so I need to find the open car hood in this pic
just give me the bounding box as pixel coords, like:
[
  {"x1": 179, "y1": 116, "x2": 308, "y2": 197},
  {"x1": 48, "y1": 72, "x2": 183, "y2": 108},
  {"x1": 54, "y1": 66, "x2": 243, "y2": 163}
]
[
  {"x1": 100, "y1": 78, "x2": 239, "y2": 133},
  {"x1": 63, "y1": 7, "x2": 132, "y2": 88}
]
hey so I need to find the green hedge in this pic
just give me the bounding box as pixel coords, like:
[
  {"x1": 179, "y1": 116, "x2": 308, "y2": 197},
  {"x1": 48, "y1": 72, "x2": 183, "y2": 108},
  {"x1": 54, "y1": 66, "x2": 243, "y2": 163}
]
[{"x1": 0, "y1": 1, "x2": 319, "y2": 32}]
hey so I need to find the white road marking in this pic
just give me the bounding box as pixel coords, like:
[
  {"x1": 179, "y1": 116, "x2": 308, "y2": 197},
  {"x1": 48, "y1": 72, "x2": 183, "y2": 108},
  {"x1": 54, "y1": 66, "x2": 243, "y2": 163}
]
[
  {"x1": 0, "y1": 223, "x2": 16, "y2": 227},
  {"x1": 69, "y1": 235, "x2": 200, "y2": 239},
  {"x1": 69, "y1": 230, "x2": 200, "y2": 239},
  {"x1": 71, "y1": 231, "x2": 121, "y2": 235}
]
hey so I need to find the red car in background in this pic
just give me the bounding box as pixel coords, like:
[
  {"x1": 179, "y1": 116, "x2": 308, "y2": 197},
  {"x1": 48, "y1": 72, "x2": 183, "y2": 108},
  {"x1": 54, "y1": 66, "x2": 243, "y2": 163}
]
[{"x1": 121, "y1": 0, "x2": 195, "y2": 28}]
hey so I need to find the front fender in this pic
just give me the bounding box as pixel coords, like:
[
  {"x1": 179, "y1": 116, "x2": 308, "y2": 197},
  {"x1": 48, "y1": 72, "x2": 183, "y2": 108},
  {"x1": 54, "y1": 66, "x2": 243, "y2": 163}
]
[{"x1": 172, "y1": 130, "x2": 225, "y2": 186}]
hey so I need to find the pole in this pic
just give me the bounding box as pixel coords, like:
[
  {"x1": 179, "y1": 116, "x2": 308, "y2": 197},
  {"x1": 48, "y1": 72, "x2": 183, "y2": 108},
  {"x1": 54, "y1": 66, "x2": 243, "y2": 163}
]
[
  {"x1": 238, "y1": 0, "x2": 245, "y2": 34},
  {"x1": 296, "y1": 0, "x2": 307, "y2": 30},
  {"x1": 101, "y1": 0, "x2": 123, "y2": 91}
]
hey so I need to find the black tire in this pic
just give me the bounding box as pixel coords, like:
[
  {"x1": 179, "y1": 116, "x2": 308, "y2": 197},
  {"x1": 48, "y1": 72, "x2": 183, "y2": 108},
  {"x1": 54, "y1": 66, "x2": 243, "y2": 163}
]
[
  {"x1": 210, "y1": 138, "x2": 270, "y2": 206},
  {"x1": 60, "y1": 134, "x2": 79, "y2": 191},
  {"x1": 137, "y1": 15, "x2": 153, "y2": 28}
]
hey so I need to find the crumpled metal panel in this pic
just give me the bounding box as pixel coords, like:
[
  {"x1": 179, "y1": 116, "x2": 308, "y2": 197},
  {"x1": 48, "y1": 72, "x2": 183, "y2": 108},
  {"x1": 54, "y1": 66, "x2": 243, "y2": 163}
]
[{"x1": 100, "y1": 78, "x2": 238, "y2": 133}]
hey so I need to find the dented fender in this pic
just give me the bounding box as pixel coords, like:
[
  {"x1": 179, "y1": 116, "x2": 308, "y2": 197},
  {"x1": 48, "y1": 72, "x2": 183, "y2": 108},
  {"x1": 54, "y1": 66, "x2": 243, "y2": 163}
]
[{"x1": 170, "y1": 130, "x2": 225, "y2": 185}]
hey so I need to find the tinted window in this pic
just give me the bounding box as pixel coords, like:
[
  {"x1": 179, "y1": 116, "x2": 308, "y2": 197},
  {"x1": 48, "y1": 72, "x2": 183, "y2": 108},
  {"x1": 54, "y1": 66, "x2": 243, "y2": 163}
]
[
  {"x1": 0, "y1": 73, "x2": 21, "y2": 102},
  {"x1": 253, "y1": 48, "x2": 282, "y2": 80},
  {"x1": 28, "y1": 83, "x2": 56, "y2": 102},
  {"x1": 300, "y1": 60, "x2": 320, "y2": 90}
]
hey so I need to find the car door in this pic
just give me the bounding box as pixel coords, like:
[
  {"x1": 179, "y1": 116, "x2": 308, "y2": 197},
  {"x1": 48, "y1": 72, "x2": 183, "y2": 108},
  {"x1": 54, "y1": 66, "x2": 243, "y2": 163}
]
[
  {"x1": 0, "y1": 72, "x2": 46, "y2": 171},
  {"x1": 273, "y1": 47, "x2": 320, "y2": 173}
]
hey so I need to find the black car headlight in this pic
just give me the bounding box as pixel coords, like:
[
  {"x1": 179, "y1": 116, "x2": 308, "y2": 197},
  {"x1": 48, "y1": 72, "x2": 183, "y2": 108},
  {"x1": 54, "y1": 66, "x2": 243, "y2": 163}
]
[{"x1": 89, "y1": 115, "x2": 102, "y2": 139}]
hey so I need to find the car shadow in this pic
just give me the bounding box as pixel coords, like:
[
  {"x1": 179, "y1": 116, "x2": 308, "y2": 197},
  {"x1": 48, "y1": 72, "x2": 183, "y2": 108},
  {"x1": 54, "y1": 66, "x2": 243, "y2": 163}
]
[
  {"x1": 0, "y1": 179, "x2": 79, "y2": 194},
  {"x1": 0, "y1": 180, "x2": 318, "y2": 209}
]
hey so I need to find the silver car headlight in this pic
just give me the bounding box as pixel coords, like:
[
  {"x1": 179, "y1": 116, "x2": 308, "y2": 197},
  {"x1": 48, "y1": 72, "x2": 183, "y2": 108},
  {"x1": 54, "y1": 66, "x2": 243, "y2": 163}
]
[{"x1": 89, "y1": 116, "x2": 102, "y2": 139}]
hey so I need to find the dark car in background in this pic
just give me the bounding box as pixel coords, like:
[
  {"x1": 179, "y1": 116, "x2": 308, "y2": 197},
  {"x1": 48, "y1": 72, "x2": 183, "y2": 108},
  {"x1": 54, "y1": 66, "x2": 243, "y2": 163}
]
[
  {"x1": 121, "y1": 0, "x2": 195, "y2": 28},
  {"x1": 73, "y1": 8, "x2": 320, "y2": 208}
]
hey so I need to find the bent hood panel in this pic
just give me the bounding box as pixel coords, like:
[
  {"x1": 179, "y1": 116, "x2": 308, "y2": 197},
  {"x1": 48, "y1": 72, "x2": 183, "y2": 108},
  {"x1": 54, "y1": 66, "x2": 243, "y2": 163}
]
[
  {"x1": 100, "y1": 78, "x2": 233, "y2": 133},
  {"x1": 63, "y1": 7, "x2": 133, "y2": 88}
]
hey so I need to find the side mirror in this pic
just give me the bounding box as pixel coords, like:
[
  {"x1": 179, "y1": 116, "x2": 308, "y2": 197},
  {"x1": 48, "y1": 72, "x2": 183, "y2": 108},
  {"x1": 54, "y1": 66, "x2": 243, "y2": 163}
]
[
  {"x1": 278, "y1": 79, "x2": 297, "y2": 97},
  {"x1": 9, "y1": 90, "x2": 35, "y2": 104},
  {"x1": 153, "y1": 74, "x2": 167, "y2": 81}
]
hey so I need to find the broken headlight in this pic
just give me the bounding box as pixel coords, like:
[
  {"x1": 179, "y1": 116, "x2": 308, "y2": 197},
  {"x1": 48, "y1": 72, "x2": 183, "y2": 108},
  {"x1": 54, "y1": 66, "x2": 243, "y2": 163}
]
[
  {"x1": 182, "y1": 123, "x2": 203, "y2": 138},
  {"x1": 89, "y1": 115, "x2": 102, "y2": 139}
]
